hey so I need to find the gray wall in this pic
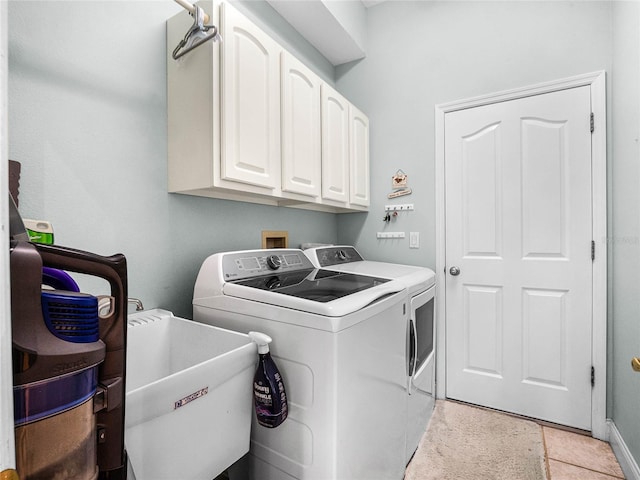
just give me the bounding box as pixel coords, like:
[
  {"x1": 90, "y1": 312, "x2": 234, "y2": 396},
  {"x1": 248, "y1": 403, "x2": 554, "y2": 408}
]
[
  {"x1": 335, "y1": 0, "x2": 612, "y2": 266},
  {"x1": 611, "y1": 0, "x2": 640, "y2": 466},
  {"x1": 8, "y1": 0, "x2": 337, "y2": 318}
]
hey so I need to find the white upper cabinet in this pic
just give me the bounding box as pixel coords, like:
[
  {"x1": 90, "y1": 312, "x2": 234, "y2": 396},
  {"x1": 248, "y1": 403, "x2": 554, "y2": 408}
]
[
  {"x1": 349, "y1": 105, "x2": 370, "y2": 207},
  {"x1": 321, "y1": 84, "x2": 370, "y2": 208},
  {"x1": 321, "y1": 84, "x2": 350, "y2": 204},
  {"x1": 166, "y1": 1, "x2": 369, "y2": 212},
  {"x1": 221, "y1": 3, "x2": 281, "y2": 191},
  {"x1": 281, "y1": 51, "x2": 321, "y2": 199}
]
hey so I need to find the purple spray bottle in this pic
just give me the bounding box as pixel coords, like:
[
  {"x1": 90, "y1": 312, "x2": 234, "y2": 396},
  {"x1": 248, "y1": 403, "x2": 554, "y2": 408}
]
[{"x1": 248, "y1": 332, "x2": 288, "y2": 428}]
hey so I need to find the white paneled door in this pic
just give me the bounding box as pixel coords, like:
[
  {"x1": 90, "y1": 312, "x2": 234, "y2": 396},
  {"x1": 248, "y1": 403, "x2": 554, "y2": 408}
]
[{"x1": 444, "y1": 86, "x2": 593, "y2": 430}]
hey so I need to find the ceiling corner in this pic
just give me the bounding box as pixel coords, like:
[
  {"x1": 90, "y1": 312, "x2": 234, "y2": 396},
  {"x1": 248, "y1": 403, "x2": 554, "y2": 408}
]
[{"x1": 266, "y1": 0, "x2": 367, "y2": 66}]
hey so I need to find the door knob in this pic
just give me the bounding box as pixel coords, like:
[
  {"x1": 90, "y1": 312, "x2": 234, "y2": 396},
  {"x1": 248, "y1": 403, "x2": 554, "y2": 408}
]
[
  {"x1": 632, "y1": 357, "x2": 640, "y2": 372},
  {"x1": 449, "y1": 266, "x2": 461, "y2": 276}
]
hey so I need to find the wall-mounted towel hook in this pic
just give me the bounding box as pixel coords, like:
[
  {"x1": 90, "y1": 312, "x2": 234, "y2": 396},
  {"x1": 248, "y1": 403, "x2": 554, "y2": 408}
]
[{"x1": 172, "y1": 1, "x2": 221, "y2": 60}]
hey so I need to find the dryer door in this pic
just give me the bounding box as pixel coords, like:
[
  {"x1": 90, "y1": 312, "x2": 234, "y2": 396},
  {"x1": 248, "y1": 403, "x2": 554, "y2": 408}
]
[
  {"x1": 409, "y1": 286, "x2": 435, "y2": 395},
  {"x1": 406, "y1": 285, "x2": 436, "y2": 463}
]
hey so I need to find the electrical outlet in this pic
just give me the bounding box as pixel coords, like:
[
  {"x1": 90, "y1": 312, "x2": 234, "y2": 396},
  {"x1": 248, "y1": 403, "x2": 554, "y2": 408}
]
[{"x1": 409, "y1": 232, "x2": 420, "y2": 249}]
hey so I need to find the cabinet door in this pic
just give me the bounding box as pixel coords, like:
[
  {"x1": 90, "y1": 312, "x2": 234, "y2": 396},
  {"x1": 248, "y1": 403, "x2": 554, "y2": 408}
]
[
  {"x1": 281, "y1": 52, "x2": 321, "y2": 198},
  {"x1": 321, "y1": 84, "x2": 350, "y2": 204},
  {"x1": 349, "y1": 105, "x2": 370, "y2": 207},
  {"x1": 221, "y1": 3, "x2": 281, "y2": 190}
]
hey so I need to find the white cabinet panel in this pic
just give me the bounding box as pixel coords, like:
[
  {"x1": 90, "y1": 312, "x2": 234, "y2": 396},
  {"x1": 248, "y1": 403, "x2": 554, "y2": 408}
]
[
  {"x1": 349, "y1": 105, "x2": 370, "y2": 207},
  {"x1": 221, "y1": 3, "x2": 281, "y2": 190},
  {"x1": 167, "y1": 0, "x2": 220, "y2": 194},
  {"x1": 281, "y1": 52, "x2": 321, "y2": 198},
  {"x1": 321, "y1": 84, "x2": 350, "y2": 204},
  {"x1": 320, "y1": 84, "x2": 370, "y2": 208}
]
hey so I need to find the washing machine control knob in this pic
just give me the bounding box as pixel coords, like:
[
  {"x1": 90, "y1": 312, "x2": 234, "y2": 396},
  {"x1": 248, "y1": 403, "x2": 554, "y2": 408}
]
[
  {"x1": 336, "y1": 250, "x2": 348, "y2": 261},
  {"x1": 266, "y1": 255, "x2": 282, "y2": 270}
]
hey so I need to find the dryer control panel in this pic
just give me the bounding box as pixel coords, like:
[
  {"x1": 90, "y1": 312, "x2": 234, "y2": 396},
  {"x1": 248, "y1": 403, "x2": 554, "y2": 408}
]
[
  {"x1": 221, "y1": 249, "x2": 315, "y2": 281},
  {"x1": 312, "y1": 246, "x2": 364, "y2": 267}
]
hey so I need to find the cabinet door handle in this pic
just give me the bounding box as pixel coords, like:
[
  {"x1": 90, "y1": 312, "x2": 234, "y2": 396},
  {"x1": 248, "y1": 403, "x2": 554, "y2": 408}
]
[{"x1": 632, "y1": 357, "x2": 640, "y2": 372}]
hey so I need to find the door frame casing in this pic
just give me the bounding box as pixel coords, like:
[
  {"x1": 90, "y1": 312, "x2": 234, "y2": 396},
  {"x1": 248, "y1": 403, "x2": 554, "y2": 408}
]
[{"x1": 434, "y1": 71, "x2": 607, "y2": 439}]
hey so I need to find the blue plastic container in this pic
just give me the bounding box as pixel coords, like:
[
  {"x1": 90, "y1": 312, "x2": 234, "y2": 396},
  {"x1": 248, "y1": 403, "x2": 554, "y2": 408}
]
[{"x1": 41, "y1": 291, "x2": 100, "y2": 343}]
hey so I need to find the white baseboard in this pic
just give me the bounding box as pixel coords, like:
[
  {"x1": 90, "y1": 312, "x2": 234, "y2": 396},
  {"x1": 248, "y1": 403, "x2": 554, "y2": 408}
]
[{"x1": 608, "y1": 419, "x2": 640, "y2": 480}]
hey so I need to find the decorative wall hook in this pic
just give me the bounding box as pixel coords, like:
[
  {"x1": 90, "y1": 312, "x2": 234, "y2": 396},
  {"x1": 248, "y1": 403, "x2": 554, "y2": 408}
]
[{"x1": 392, "y1": 169, "x2": 408, "y2": 189}]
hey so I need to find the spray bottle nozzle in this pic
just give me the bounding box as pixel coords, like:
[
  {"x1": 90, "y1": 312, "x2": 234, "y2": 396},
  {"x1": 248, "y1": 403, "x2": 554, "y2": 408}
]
[{"x1": 248, "y1": 331, "x2": 272, "y2": 354}]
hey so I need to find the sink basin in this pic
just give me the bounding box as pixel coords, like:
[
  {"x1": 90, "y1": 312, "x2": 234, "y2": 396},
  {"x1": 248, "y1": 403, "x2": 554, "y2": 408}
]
[{"x1": 125, "y1": 309, "x2": 256, "y2": 480}]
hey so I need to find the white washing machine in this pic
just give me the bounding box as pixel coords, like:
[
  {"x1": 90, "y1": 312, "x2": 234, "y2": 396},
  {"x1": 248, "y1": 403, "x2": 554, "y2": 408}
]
[
  {"x1": 193, "y1": 249, "x2": 410, "y2": 480},
  {"x1": 304, "y1": 245, "x2": 436, "y2": 463}
]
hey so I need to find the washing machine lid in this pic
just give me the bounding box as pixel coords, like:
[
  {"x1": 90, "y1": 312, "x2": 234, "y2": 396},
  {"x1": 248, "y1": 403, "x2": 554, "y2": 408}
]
[
  {"x1": 304, "y1": 246, "x2": 436, "y2": 291},
  {"x1": 197, "y1": 249, "x2": 406, "y2": 317},
  {"x1": 230, "y1": 268, "x2": 389, "y2": 302},
  {"x1": 325, "y1": 261, "x2": 423, "y2": 278},
  {"x1": 223, "y1": 269, "x2": 405, "y2": 317}
]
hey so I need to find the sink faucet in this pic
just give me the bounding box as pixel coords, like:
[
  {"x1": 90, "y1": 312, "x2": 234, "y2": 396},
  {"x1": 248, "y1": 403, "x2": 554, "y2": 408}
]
[{"x1": 128, "y1": 298, "x2": 144, "y2": 311}]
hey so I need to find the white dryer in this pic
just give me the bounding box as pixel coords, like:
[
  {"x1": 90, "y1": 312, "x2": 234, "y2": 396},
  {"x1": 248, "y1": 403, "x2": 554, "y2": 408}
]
[
  {"x1": 193, "y1": 249, "x2": 410, "y2": 480},
  {"x1": 304, "y1": 245, "x2": 436, "y2": 463}
]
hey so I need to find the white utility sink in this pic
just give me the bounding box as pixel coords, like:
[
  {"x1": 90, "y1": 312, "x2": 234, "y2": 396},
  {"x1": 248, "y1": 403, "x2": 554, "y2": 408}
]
[{"x1": 125, "y1": 309, "x2": 256, "y2": 480}]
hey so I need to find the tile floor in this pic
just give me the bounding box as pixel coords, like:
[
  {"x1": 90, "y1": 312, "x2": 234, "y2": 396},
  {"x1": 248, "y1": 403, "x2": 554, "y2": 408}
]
[
  {"x1": 544, "y1": 426, "x2": 625, "y2": 479},
  {"x1": 215, "y1": 421, "x2": 626, "y2": 480}
]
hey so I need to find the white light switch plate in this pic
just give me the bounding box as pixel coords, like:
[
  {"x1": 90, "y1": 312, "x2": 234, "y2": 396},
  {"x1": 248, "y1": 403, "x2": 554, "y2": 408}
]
[{"x1": 409, "y1": 232, "x2": 420, "y2": 249}]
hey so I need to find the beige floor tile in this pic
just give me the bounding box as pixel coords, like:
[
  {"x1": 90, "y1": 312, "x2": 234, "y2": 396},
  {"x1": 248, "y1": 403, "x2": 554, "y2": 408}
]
[
  {"x1": 548, "y1": 459, "x2": 624, "y2": 480},
  {"x1": 543, "y1": 427, "x2": 624, "y2": 478}
]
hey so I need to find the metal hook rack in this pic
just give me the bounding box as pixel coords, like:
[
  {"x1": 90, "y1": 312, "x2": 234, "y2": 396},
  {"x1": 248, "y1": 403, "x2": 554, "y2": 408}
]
[{"x1": 172, "y1": 0, "x2": 221, "y2": 60}]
